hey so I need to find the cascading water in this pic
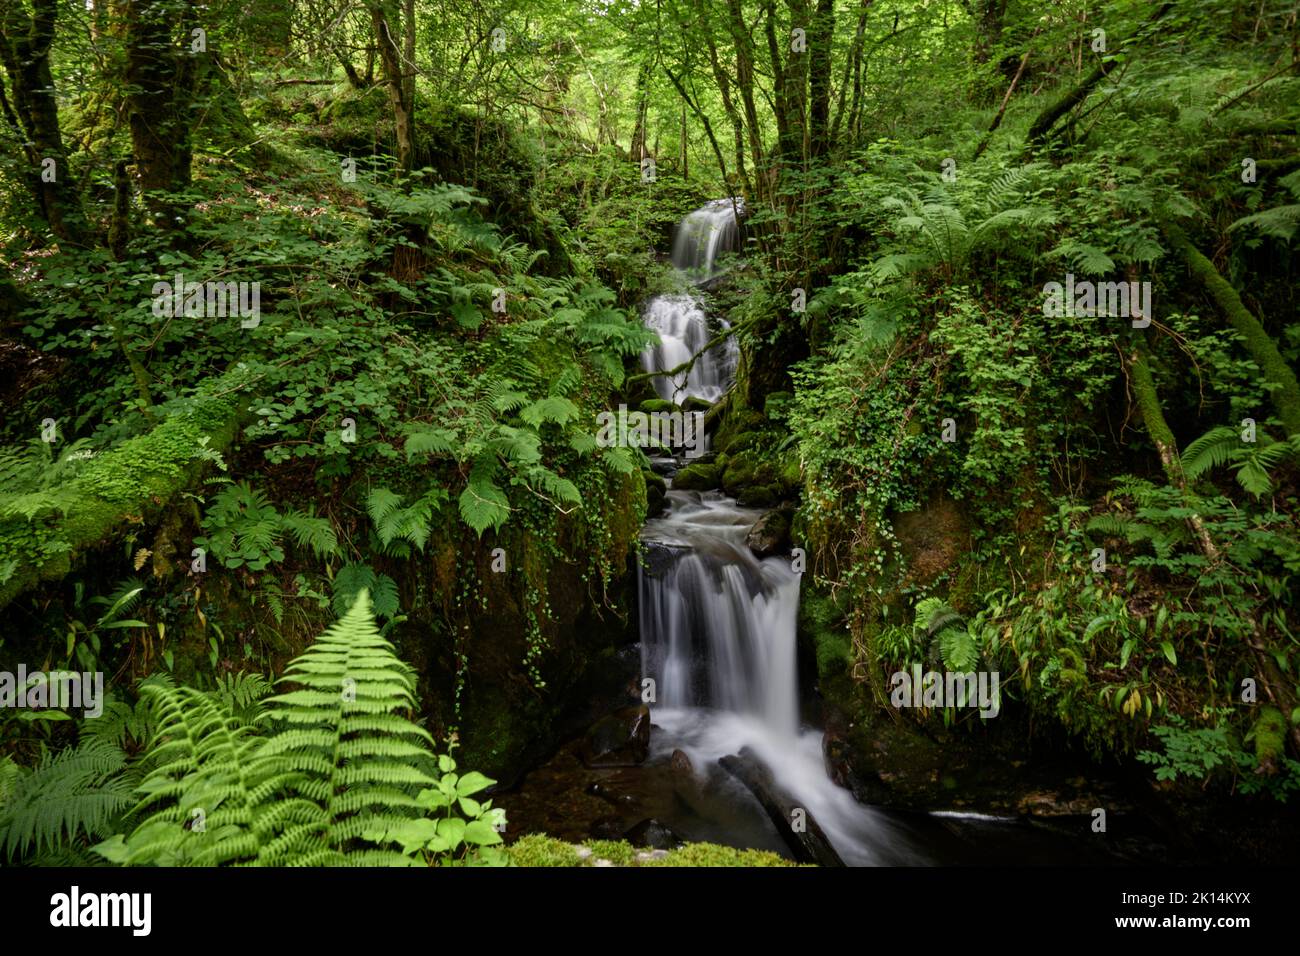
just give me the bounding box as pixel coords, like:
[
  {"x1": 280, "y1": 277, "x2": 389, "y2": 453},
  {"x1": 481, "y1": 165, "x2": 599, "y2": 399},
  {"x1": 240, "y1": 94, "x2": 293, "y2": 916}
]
[
  {"x1": 636, "y1": 202, "x2": 924, "y2": 866},
  {"x1": 639, "y1": 199, "x2": 740, "y2": 405}
]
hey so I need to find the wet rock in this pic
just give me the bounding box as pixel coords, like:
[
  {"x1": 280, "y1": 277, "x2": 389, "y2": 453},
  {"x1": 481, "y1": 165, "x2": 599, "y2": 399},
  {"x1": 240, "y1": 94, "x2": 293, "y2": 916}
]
[
  {"x1": 746, "y1": 509, "x2": 792, "y2": 557},
  {"x1": 586, "y1": 781, "x2": 637, "y2": 806},
  {"x1": 681, "y1": 396, "x2": 713, "y2": 416},
  {"x1": 669, "y1": 748, "x2": 693, "y2": 776},
  {"x1": 719, "y1": 747, "x2": 844, "y2": 867},
  {"x1": 671, "y1": 461, "x2": 722, "y2": 491},
  {"x1": 590, "y1": 817, "x2": 626, "y2": 840},
  {"x1": 581, "y1": 705, "x2": 652, "y2": 768},
  {"x1": 625, "y1": 818, "x2": 684, "y2": 850}
]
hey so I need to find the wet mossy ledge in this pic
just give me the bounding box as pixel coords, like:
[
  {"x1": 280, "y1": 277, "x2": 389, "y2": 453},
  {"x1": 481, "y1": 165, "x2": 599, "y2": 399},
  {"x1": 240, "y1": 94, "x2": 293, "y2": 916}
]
[
  {"x1": 411, "y1": 465, "x2": 648, "y2": 785},
  {"x1": 505, "y1": 834, "x2": 799, "y2": 867},
  {"x1": 0, "y1": 370, "x2": 247, "y2": 609}
]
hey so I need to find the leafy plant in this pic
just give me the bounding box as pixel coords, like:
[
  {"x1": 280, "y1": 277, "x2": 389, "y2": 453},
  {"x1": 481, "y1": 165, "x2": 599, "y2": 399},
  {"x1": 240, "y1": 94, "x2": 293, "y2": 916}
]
[{"x1": 94, "y1": 592, "x2": 506, "y2": 866}]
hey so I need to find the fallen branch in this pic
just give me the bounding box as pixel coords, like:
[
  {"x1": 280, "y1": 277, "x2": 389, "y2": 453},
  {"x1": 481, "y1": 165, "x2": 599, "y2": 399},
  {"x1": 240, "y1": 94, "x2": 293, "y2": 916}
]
[{"x1": 974, "y1": 51, "x2": 1031, "y2": 160}]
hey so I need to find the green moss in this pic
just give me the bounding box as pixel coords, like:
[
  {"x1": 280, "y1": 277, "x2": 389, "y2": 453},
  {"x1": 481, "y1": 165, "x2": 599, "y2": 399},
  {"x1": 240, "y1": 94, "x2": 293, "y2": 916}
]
[
  {"x1": 801, "y1": 591, "x2": 853, "y2": 681},
  {"x1": 504, "y1": 834, "x2": 799, "y2": 867},
  {"x1": 505, "y1": 834, "x2": 584, "y2": 867},
  {"x1": 671, "y1": 461, "x2": 722, "y2": 491},
  {"x1": 584, "y1": 839, "x2": 638, "y2": 864},
  {"x1": 723, "y1": 431, "x2": 763, "y2": 455},
  {"x1": 643, "y1": 843, "x2": 796, "y2": 867},
  {"x1": 0, "y1": 375, "x2": 245, "y2": 609},
  {"x1": 639, "y1": 398, "x2": 678, "y2": 415},
  {"x1": 721, "y1": 449, "x2": 774, "y2": 493},
  {"x1": 736, "y1": 483, "x2": 780, "y2": 508}
]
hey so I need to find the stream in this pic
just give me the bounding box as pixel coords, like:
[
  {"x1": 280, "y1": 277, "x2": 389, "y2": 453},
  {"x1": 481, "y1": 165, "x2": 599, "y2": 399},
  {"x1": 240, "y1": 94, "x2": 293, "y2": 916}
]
[{"x1": 502, "y1": 201, "x2": 1166, "y2": 866}]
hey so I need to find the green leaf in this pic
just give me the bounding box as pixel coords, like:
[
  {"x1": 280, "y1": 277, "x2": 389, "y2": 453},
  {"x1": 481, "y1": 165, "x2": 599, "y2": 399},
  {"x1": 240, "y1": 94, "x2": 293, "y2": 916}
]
[
  {"x1": 436, "y1": 817, "x2": 466, "y2": 849},
  {"x1": 1160, "y1": 641, "x2": 1177, "y2": 665},
  {"x1": 458, "y1": 476, "x2": 510, "y2": 536},
  {"x1": 1120, "y1": 638, "x2": 1137, "y2": 670},
  {"x1": 463, "y1": 819, "x2": 503, "y2": 846},
  {"x1": 451, "y1": 302, "x2": 482, "y2": 329},
  {"x1": 455, "y1": 771, "x2": 494, "y2": 797}
]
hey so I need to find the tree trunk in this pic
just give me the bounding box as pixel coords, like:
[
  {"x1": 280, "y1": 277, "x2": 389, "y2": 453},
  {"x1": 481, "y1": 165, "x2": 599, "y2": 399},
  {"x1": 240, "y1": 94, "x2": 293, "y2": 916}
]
[
  {"x1": 1161, "y1": 219, "x2": 1300, "y2": 438},
  {"x1": 0, "y1": 0, "x2": 86, "y2": 244},
  {"x1": 370, "y1": 2, "x2": 414, "y2": 173},
  {"x1": 126, "y1": 0, "x2": 198, "y2": 227},
  {"x1": 807, "y1": 0, "x2": 834, "y2": 159}
]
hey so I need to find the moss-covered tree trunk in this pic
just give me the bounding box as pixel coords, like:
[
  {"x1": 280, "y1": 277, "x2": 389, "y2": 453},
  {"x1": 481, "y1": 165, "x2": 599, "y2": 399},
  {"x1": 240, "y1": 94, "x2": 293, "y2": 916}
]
[
  {"x1": 1161, "y1": 219, "x2": 1300, "y2": 438},
  {"x1": 0, "y1": 0, "x2": 86, "y2": 244},
  {"x1": 126, "y1": 0, "x2": 198, "y2": 227}
]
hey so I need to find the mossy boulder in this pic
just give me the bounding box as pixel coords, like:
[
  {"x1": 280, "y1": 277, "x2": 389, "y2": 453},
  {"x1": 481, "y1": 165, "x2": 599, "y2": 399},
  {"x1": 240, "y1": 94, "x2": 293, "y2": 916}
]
[
  {"x1": 722, "y1": 431, "x2": 763, "y2": 455},
  {"x1": 714, "y1": 408, "x2": 765, "y2": 452},
  {"x1": 504, "y1": 834, "x2": 798, "y2": 867},
  {"x1": 639, "y1": 398, "x2": 678, "y2": 415},
  {"x1": 643, "y1": 468, "x2": 667, "y2": 517},
  {"x1": 736, "y1": 483, "x2": 781, "y2": 508},
  {"x1": 721, "y1": 448, "x2": 780, "y2": 501},
  {"x1": 671, "y1": 461, "x2": 722, "y2": 491}
]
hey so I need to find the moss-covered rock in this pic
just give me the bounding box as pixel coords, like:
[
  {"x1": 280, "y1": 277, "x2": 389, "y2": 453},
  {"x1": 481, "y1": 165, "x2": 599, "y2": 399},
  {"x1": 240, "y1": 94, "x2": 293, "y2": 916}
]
[
  {"x1": 721, "y1": 448, "x2": 779, "y2": 501},
  {"x1": 722, "y1": 431, "x2": 763, "y2": 455},
  {"x1": 671, "y1": 461, "x2": 722, "y2": 491},
  {"x1": 735, "y1": 483, "x2": 780, "y2": 508},
  {"x1": 639, "y1": 398, "x2": 678, "y2": 415},
  {"x1": 505, "y1": 834, "x2": 798, "y2": 867}
]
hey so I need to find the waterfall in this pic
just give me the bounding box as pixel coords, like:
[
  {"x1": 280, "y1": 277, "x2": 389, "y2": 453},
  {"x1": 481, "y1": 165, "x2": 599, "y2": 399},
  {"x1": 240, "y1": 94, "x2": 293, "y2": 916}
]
[
  {"x1": 670, "y1": 198, "x2": 743, "y2": 277},
  {"x1": 637, "y1": 491, "x2": 921, "y2": 866},
  {"x1": 641, "y1": 296, "x2": 736, "y2": 404},
  {"x1": 639, "y1": 199, "x2": 741, "y2": 405},
  {"x1": 633, "y1": 204, "x2": 924, "y2": 866},
  {"x1": 638, "y1": 496, "x2": 800, "y2": 733}
]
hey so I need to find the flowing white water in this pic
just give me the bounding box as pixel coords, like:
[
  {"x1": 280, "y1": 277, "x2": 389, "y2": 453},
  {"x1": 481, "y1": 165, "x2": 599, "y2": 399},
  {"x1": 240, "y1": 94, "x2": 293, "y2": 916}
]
[
  {"x1": 639, "y1": 200, "x2": 740, "y2": 405},
  {"x1": 634, "y1": 203, "x2": 926, "y2": 865},
  {"x1": 638, "y1": 491, "x2": 924, "y2": 865}
]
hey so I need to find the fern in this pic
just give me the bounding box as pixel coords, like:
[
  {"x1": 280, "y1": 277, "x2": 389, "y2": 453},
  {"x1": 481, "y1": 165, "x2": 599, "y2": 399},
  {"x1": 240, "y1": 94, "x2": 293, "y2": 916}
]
[
  {"x1": 1047, "y1": 239, "x2": 1117, "y2": 276},
  {"x1": 96, "y1": 593, "x2": 506, "y2": 867},
  {"x1": 332, "y1": 563, "x2": 400, "y2": 620},
  {"x1": 0, "y1": 738, "x2": 136, "y2": 861},
  {"x1": 1229, "y1": 204, "x2": 1300, "y2": 241},
  {"x1": 912, "y1": 598, "x2": 982, "y2": 672},
  {"x1": 1182, "y1": 427, "x2": 1300, "y2": 498}
]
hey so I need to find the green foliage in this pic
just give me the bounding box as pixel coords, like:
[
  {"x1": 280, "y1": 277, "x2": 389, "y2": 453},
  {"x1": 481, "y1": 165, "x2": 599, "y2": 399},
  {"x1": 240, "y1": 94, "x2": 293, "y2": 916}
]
[
  {"x1": 197, "y1": 481, "x2": 341, "y2": 570},
  {"x1": 1138, "y1": 714, "x2": 1300, "y2": 802},
  {"x1": 0, "y1": 739, "x2": 137, "y2": 862},
  {"x1": 94, "y1": 593, "x2": 506, "y2": 866}
]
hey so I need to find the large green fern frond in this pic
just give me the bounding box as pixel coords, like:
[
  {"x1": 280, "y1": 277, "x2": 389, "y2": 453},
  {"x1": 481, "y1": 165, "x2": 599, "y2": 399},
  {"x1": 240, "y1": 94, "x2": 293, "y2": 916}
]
[{"x1": 0, "y1": 738, "x2": 136, "y2": 861}]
